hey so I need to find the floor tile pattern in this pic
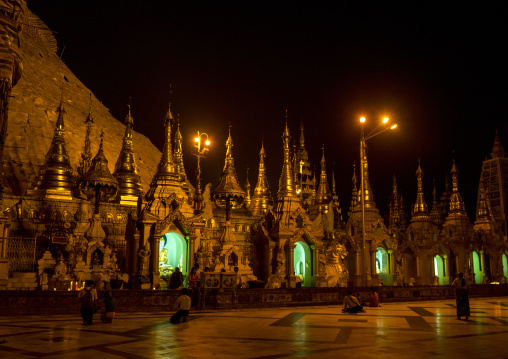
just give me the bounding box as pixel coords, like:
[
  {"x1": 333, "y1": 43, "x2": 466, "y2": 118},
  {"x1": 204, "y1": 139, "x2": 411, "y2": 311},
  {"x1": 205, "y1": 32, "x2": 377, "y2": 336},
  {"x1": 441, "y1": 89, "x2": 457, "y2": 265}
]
[{"x1": 0, "y1": 298, "x2": 507, "y2": 358}]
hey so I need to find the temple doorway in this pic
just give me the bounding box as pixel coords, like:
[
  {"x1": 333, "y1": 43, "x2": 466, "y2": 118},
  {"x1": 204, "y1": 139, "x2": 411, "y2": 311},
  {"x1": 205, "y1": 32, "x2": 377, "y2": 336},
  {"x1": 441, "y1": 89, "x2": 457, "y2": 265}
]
[
  {"x1": 376, "y1": 247, "x2": 389, "y2": 285},
  {"x1": 434, "y1": 255, "x2": 444, "y2": 285},
  {"x1": 159, "y1": 232, "x2": 187, "y2": 278},
  {"x1": 294, "y1": 241, "x2": 311, "y2": 287},
  {"x1": 502, "y1": 254, "x2": 508, "y2": 280},
  {"x1": 472, "y1": 251, "x2": 482, "y2": 284}
]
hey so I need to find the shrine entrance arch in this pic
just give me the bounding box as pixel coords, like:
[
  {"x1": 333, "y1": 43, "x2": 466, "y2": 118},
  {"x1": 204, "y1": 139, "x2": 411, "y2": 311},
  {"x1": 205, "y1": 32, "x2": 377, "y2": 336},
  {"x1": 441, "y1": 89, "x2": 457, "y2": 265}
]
[{"x1": 159, "y1": 232, "x2": 188, "y2": 277}]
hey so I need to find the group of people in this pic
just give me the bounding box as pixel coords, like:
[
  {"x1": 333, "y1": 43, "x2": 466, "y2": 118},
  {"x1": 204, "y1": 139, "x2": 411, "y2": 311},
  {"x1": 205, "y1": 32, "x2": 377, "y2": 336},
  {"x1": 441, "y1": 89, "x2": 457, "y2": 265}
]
[
  {"x1": 78, "y1": 272, "x2": 471, "y2": 325},
  {"x1": 168, "y1": 264, "x2": 202, "y2": 290},
  {"x1": 78, "y1": 280, "x2": 116, "y2": 325},
  {"x1": 342, "y1": 287, "x2": 379, "y2": 313},
  {"x1": 341, "y1": 273, "x2": 471, "y2": 320}
]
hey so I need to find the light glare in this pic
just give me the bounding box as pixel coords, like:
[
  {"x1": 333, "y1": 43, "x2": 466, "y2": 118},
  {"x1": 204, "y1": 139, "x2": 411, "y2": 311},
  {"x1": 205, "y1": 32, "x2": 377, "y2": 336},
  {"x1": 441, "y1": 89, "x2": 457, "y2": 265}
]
[
  {"x1": 194, "y1": 137, "x2": 199, "y2": 142},
  {"x1": 360, "y1": 117, "x2": 366, "y2": 123},
  {"x1": 383, "y1": 117, "x2": 389, "y2": 123},
  {"x1": 391, "y1": 124, "x2": 398, "y2": 129},
  {"x1": 205, "y1": 140, "x2": 210, "y2": 146}
]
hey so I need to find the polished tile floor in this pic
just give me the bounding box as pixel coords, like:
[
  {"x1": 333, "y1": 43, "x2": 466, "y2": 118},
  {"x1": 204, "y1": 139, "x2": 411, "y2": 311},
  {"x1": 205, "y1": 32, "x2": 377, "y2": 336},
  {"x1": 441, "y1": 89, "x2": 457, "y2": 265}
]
[{"x1": 0, "y1": 298, "x2": 507, "y2": 358}]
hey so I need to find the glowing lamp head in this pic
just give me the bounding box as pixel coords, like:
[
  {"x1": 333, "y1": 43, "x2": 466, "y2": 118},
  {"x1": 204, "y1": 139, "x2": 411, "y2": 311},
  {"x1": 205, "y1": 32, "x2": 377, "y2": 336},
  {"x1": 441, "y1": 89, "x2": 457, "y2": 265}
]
[
  {"x1": 391, "y1": 124, "x2": 398, "y2": 129},
  {"x1": 383, "y1": 117, "x2": 389, "y2": 124},
  {"x1": 194, "y1": 137, "x2": 199, "y2": 143},
  {"x1": 205, "y1": 140, "x2": 210, "y2": 146},
  {"x1": 360, "y1": 117, "x2": 366, "y2": 123}
]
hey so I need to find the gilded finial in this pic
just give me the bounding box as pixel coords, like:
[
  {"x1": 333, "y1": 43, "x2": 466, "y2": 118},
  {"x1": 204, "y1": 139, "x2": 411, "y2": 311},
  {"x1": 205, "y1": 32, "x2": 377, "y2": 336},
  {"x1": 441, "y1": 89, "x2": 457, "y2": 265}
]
[
  {"x1": 250, "y1": 138, "x2": 272, "y2": 215},
  {"x1": 412, "y1": 158, "x2": 429, "y2": 218},
  {"x1": 278, "y1": 111, "x2": 295, "y2": 198},
  {"x1": 449, "y1": 158, "x2": 466, "y2": 213},
  {"x1": 316, "y1": 145, "x2": 331, "y2": 213},
  {"x1": 56, "y1": 86, "x2": 65, "y2": 131}
]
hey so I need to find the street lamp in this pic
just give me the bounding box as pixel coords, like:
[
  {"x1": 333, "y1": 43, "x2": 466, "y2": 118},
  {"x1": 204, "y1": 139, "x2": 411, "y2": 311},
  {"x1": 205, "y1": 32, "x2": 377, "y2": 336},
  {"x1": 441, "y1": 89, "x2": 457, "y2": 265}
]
[
  {"x1": 191, "y1": 131, "x2": 210, "y2": 213},
  {"x1": 359, "y1": 116, "x2": 397, "y2": 286}
]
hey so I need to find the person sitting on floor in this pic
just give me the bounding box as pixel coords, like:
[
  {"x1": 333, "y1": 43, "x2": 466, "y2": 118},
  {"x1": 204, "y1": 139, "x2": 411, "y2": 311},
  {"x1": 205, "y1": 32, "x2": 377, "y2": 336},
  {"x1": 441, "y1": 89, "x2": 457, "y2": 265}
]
[
  {"x1": 363, "y1": 287, "x2": 379, "y2": 307},
  {"x1": 170, "y1": 288, "x2": 191, "y2": 323},
  {"x1": 342, "y1": 291, "x2": 365, "y2": 313},
  {"x1": 100, "y1": 290, "x2": 116, "y2": 323}
]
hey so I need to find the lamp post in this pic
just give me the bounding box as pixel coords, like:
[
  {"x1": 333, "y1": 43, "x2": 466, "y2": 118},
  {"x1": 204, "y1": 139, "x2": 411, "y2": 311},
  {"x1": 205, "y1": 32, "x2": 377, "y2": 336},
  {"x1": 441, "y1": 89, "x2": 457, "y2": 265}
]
[
  {"x1": 191, "y1": 131, "x2": 210, "y2": 214},
  {"x1": 359, "y1": 116, "x2": 397, "y2": 286}
]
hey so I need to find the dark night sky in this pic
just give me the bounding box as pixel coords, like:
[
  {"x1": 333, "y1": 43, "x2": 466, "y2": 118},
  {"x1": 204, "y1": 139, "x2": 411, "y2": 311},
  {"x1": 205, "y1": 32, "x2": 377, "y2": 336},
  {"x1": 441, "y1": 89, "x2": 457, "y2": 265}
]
[{"x1": 28, "y1": 1, "x2": 508, "y2": 220}]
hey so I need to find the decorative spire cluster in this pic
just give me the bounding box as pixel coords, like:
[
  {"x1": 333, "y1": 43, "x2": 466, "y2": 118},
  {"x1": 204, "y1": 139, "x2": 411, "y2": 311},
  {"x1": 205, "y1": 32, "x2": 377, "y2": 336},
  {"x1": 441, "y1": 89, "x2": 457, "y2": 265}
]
[
  {"x1": 78, "y1": 130, "x2": 119, "y2": 214},
  {"x1": 144, "y1": 100, "x2": 185, "y2": 209}
]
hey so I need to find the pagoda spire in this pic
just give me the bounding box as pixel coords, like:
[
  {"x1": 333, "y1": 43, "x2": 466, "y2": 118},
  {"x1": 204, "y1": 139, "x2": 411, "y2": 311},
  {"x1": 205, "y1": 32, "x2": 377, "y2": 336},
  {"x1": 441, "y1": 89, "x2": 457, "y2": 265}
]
[
  {"x1": 331, "y1": 163, "x2": 343, "y2": 223},
  {"x1": 144, "y1": 91, "x2": 190, "y2": 217},
  {"x1": 349, "y1": 162, "x2": 358, "y2": 215},
  {"x1": 491, "y1": 128, "x2": 505, "y2": 158},
  {"x1": 249, "y1": 139, "x2": 272, "y2": 215},
  {"x1": 156, "y1": 101, "x2": 176, "y2": 175},
  {"x1": 311, "y1": 166, "x2": 317, "y2": 197},
  {"x1": 211, "y1": 126, "x2": 246, "y2": 226},
  {"x1": 430, "y1": 178, "x2": 442, "y2": 226},
  {"x1": 358, "y1": 141, "x2": 376, "y2": 210},
  {"x1": 173, "y1": 115, "x2": 187, "y2": 180},
  {"x1": 449, "y1": 159, "x2": 466, "y2": 214},
  {"x1": 277, "y1": 110, "x2": 295, "y2": 199},
  {"x1": 315, "y1": 145, "x2": 332, "y2": 213},
  {"x1": 244, "y1": 167, "x2": 251, "y2": 207},
  {"x1": 113, "y1": 103, "x2": 143, "y2": 205},
  {"x1": 412, "y1": 158, "x2": 429, "y2": 219},
  {"x1": 78, "y1": 93, "x2": 94, "y2": 177},
  {"x1": 389, "y1": 174, "x2": 402, "y2": 233},
  {"x1": 475, "y1": 180, "x2": 492, "y2": 222},
  {"x1": 28, "y1": 90, "x2": 74, "y2": 200},
  {"x1": 331, "y1": 162, "x2": 338, "y2": 203}
]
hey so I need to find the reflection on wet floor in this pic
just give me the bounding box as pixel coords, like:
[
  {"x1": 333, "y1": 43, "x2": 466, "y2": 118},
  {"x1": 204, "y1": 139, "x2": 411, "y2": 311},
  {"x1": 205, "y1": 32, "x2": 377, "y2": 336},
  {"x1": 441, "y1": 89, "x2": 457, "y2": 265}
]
[{"x1": 0, "y1": 297, "x2": 507, "y2": 358}]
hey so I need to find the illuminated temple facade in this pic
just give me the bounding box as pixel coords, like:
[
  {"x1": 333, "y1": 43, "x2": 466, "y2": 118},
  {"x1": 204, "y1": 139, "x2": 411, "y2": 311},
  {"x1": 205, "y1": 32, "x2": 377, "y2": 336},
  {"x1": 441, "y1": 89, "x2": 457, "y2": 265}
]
[{"x1": 0, "y1": 2, "x2": 507, "y2": 290}]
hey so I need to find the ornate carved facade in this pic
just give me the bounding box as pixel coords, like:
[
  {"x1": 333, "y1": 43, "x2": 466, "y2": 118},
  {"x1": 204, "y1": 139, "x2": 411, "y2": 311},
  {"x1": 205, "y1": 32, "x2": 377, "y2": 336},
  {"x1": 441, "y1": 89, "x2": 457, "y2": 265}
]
[{"x1": 0, "y1": 2, "x2": 507, "y2": 291}]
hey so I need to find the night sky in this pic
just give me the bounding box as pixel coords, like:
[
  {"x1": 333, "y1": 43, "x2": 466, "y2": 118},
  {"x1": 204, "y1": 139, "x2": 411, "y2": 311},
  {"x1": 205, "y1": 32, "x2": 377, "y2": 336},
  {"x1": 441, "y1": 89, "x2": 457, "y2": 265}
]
[{"x1": 28, "y1": 1, "x2": 508, "y2": 220}]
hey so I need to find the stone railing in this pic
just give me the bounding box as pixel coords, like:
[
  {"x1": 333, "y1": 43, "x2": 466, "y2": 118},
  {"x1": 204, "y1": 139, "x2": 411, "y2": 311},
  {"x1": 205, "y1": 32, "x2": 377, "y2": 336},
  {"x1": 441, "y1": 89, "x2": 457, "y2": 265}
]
[{"x1": 0, "y1": 284, "x2": 507, "y2": 315}]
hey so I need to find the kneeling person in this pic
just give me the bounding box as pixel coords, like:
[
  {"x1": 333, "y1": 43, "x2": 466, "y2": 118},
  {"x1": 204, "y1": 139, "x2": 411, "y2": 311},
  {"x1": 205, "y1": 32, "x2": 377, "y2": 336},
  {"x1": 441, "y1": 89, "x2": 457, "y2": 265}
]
[{"x1": 170, "y1": 288, "x2": 191, "y2": 323}]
